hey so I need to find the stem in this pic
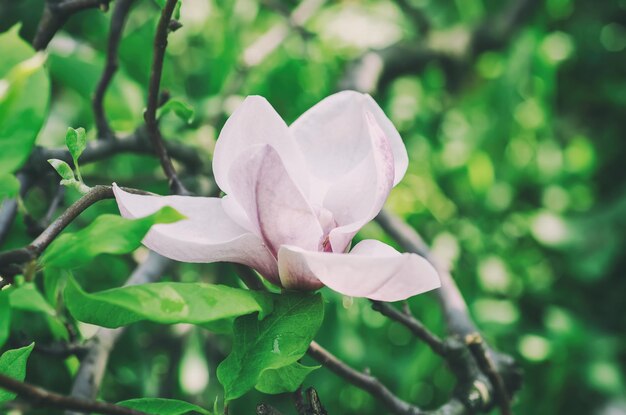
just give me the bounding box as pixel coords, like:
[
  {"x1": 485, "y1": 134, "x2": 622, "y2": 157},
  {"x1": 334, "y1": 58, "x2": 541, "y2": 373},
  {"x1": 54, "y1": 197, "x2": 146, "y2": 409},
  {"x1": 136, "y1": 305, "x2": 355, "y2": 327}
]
[{"x1": 0, "y1": 374, "x2": 149, "y2": 415}]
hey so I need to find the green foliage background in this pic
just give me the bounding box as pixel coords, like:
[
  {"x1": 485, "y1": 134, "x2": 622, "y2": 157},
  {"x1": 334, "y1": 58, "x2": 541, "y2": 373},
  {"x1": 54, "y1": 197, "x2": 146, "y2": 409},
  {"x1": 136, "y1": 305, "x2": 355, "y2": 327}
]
[{"x1": 0, "y1": 0, "x2": 625, "y2": 414}]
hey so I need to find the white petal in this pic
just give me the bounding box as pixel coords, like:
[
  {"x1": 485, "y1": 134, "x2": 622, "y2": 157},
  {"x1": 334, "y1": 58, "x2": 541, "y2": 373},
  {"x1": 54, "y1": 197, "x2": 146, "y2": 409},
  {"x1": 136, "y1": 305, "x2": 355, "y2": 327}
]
[
  {"x1": 325, "y1": 111, "x2": 395, "y2": 253},
  {"x1": 277, "y1": 240, "x2": 440, "y2": 301},
  {"x1": 112, "y1": 184, "x2": 279, "y2": 283},
  {"x1": 226, "y1": 146, "x2": 323, "y2": 256},
  {"x1": 213, "y1": 96, "x2": 308, "y2": 197},
  {"x1": 290, "y1": 90, "x2": 408, "y2": 201}
]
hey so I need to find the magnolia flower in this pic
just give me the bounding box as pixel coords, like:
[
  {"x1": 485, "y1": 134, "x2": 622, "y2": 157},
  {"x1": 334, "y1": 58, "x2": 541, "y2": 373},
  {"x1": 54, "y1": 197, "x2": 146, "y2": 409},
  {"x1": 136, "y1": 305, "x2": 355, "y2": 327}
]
[{"x1": 113, "y1": 91, "x2": 440, "y2": 301}]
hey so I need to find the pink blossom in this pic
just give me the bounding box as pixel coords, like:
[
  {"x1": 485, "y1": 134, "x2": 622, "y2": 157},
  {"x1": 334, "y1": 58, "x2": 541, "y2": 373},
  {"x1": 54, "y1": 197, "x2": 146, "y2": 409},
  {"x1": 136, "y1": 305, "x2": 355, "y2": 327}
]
[{"x1": 113, "y1": 91, "x2": 440, "y2": 301}]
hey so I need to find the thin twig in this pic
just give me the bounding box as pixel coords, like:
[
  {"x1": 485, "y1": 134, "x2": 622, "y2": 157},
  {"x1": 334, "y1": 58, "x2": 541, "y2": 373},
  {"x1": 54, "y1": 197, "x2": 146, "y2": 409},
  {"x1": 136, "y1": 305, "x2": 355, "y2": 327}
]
[
  {"x1": 144, "y1": 0, "x2": 188, "y2": 195},
  {"x1": 0, "y1": 185, "x2": 151, "y2": 272},
  {"x1": 466, "y1": 334, "x2": 512, "y2": 415},
  {"x1": 0, "y1": 374, "x2": 149, "y2": 415},
  {"x1": 371, "y1": 301, "x2": 447, "y2": 356},
  {"x1": 307, "y1": 341, "x2": 426, "y2": 415},
  {"x1": 33, "y1": 0, "x2": 112, "y2": 50},
  {"x1": 93, "y1": 0, "x2": 136, "y2": 140}
]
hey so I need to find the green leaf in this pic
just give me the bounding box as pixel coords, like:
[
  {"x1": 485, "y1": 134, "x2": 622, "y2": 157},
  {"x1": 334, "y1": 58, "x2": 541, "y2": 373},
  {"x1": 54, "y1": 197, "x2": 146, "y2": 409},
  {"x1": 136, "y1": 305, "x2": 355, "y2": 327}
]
[
  {"x1": 0, "y1": 25, "x2": 50, "y2": 175},
  {"x1": 64, "y1": 278, "x2": 273, "y2": 329},
  {"x1": 153, "y1": 0, "x2": 166, "y2": 9},
  {"x1": 47, "y1": 158, "x2": 75, "y2": 181},
  {"x1": 217, "y1": 292, "x2": 324, "y2": 400},
  {"x1": 0, "y1": 291, "x2": 10, "y2": 349},
  {"x1": 256, "y1": 362, "x2": 320, "y2": 394},
  {"x1": 9, "y1": 283, "x2": 56, "y2": 316},
  {"x1": 0, "y1": 343, "x2": 34, "y2": 403},
  {"x1": 41, "y1": 206, "x2": 184, "y2": 269},
  {"x1": 157, "y1": 98, "x2": 194, "y2": 124},
  {"x1": 0, "y1": 174, "x2": 19, "y2": 199},
  {"x1": 65, "y1": 127, "x2": 86, "y2": 162},
  {"x1": 118, "y1": 398, "x2": 211, "y2": 415}
]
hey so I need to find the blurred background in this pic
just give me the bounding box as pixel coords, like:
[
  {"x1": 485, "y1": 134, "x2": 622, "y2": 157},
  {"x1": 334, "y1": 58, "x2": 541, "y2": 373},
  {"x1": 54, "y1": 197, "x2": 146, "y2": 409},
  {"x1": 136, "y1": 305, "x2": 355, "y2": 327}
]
[{"x1": 1, "y1": 0, "x2": 625, "y2": 413}]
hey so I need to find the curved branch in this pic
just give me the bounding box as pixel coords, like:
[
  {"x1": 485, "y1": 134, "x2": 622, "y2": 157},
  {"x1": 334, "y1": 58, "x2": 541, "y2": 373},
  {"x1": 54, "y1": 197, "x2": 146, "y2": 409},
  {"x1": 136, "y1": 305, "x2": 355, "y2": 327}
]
[
  {"x1": 0, "y1": 373, "x2": 149, "y2": 415},
  {"x1": 144, "y1": 0, "x2": 188, "y2": 195}
]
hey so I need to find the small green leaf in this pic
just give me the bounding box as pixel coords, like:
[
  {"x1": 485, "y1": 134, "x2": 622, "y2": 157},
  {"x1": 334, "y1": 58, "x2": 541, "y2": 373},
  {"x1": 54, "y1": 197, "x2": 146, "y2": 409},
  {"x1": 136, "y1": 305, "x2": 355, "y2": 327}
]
[
  {"x1": 0, "y1": 343, "x2": 34, "y2": 403},
  {"x1": 157, "y1": 98, "x2": 194, "y2": 124},
  {"x1": 47, "y1": 158, "x2": 75, "y2": 181},
  {"x1": 0, "y1": 174, "x2": 19, "y2": 199},
  {"x1": 64, "y1": 278, "x2": 273, "y2": 329},
  {"x1": 256, "y1": 362, "x2": 320, "y2": 394},
  {"x1": 118, "y1": 398, "x2": 211, "y2": 415},
  {"x1": 9, "y1": 283, "x2": 55, "y2": 316},
  {"x1": 217, "y1": 292, "x2": 324, "y2": 400},
  {"x1": 41, "y1": 206, "x2": 184, "y2": 269},
  {"x1": 0, "y1": 291, "x2": 10, "y2": 349},
  {"x1": 153, "y1": 0, "x2": 166, "y2": 9},
  {"x1": 65, "y1": 127, "x2": 87, "y2": 164}
]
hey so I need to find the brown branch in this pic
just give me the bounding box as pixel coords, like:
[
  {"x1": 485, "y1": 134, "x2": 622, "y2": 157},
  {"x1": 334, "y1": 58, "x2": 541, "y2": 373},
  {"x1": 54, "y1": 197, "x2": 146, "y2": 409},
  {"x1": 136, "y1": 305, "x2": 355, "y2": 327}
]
[
  {"x1": 93, "y1": 0, "x2": 137, "y2": 140},
  {"x1": 371, "y1": 301, "x2": 447, "y2": 357},
  {"x1": 0, "y1": 373, "x2": 149, "y2": 415},
  {"x1": 33, "y1": 0, "x2": 112, "y2": 51},
  {"x1": 375, "y1": 209, "x2": 477, "y2": 337},
  {"x1": 466, "y1": 334, "x2": 512, "y2": 415},
  {"x1": 307, "y1": 341, "x2": 426, "y2": 415},
  {"x1": 144, "y1": 0, "x2": 188, "y2": 196},
  {"x1": 0, "y1": 185, "x2": 151, "y2": 274}
]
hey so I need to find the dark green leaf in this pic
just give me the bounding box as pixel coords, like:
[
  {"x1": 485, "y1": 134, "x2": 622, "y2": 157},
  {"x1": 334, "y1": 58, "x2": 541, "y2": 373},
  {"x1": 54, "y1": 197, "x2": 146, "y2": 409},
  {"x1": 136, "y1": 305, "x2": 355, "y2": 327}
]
[
  {"x1": 41, "y1": 207, "x2": 184, "y2": 269},
  {"x1": 0, "y1": 25, "x2": 50, "y2": 175},
  {"x1": 256, "y1": 362, "x2": 320, "y2": 394},
  {"x1": 0, "y1": 291, "x2": 10, "y2": 349},
  {"x1": 217, "y1": 292, "x2": 324, "y2": 400},
  {"x1": 118, "y1": 398, "x2": 211, "y2": 415},
  {"x1": 9, "y1": 283, "x2": 55, "y2": 316},
  {"x1": 0, "y1": 343, "x2": 34, "y2": 403},
  {"x1": 64, "y1": 278, "x2": 273, "y2": 329}
]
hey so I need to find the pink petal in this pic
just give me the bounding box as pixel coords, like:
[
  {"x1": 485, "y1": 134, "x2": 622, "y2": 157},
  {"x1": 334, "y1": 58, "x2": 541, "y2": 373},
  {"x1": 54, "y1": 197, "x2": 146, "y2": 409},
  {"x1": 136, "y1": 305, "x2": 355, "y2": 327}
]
[
  {"x1": 226, "y1": 146, "x2": 323, "y2": 256},
  {"x1": 213, "y1": 96, "x2": 309, "y2": 198},
  {"x1": 325, "y1": 111, "x2": 395, "y2": 253},
  {"x1": 112, "y1": 184, "x2": 279, "y2": 283},
  {"x1": 290, "y1": 91, "x2": 408, "y2": 206},
  {"x1": 277, "y1": 240, "x2": 440, "y2": 301}
]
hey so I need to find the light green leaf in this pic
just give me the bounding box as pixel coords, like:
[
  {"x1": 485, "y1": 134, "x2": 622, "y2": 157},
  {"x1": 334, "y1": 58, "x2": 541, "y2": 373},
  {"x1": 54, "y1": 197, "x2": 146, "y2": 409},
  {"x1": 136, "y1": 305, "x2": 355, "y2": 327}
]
[
  {"x1": 0, "y1": 343, "x2": 34, "y2": 403},
  {"x1": 217, "y1": 293, "x2": 324, "y2": 400},
  {"x1": 118, "y1": 398, "x2": 211, "y2": 415},
  {"x1": 41, "y1": 206, "x2": 184, "y2": 269},
  {"x1": 256, "y1": 362, "x2": 320, "y2": 394},
  {"x1": 47, "y1": 158, "x2": 75, "y2": 181},
  {"x1": 0, "y1": 174, "x2": 19, "y2": 199},
  {"x1": 9, "y1": 283, "x2": 56, "y2": 316},
  {"x1": 0, "y1": 25, "x2": 50, "y2": 175},
  {"x1": 64, "y1": 278, "x2": 273, "y2": 329},
  {"x1": 0, "y1": 291, "x2": 10, "y2": 349},
  {"x1": 157, "y1": 98, "x2": 194, "y2": 124},
  {"x1": 65, "y1": 127, "x2": 87, "y2": 175}
]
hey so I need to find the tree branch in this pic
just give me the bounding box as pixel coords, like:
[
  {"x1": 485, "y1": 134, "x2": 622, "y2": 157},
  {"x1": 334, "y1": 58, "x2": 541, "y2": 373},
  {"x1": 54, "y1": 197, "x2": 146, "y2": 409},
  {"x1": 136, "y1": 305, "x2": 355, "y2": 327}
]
[
  {"x1": 371, "y1": 301, "x2": 447, "y2": 357},
  {"x1": 144, "y1": 0, "x2": 188, "y2": 196},
  {"x1": 33, "y1": 0, "x2": 112, "y2": 51},
  {"x1": 0, "y1": 374, "x2": 149, "y2": 415},
  {"x1": 0, "y1": 185, "x2": 151, "y2": 274},
  {"x1": 307, "y1": 341, "x2": 426, "y2": 415},
  {"x1": 93, "y1": 0, "x2": 136, "y2": 140}
]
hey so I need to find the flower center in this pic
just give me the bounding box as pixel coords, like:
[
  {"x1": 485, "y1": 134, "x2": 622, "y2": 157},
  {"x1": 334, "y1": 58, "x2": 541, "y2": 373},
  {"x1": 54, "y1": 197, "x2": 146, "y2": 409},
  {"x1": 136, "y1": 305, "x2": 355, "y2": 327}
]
[{"x1": 314, "y1": 205, "x2": 337, "y2": 253}]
